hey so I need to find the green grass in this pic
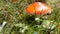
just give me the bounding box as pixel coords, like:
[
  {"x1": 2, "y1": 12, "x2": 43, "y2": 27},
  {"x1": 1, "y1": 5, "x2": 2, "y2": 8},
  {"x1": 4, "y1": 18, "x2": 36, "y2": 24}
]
[{"x1": 0, "y1": 0, "x2": 60, "y2": 34}]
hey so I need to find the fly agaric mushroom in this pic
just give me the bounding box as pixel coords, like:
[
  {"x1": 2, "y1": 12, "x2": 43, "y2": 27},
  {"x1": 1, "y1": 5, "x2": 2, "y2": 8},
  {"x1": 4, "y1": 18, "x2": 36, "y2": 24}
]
[{"x1": 25, "y1": 2, "x2": 52, "y2": 15}]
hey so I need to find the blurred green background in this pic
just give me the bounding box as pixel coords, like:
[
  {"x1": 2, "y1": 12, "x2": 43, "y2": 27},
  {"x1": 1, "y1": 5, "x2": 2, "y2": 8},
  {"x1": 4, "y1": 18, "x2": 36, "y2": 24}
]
[{"x1": 0, "y1": 0, "x2": 60, "y2": 34}]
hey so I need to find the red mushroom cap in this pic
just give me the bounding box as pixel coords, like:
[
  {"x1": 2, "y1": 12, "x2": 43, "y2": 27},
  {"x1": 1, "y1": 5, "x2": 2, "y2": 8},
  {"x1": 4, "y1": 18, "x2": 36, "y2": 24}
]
[{"x1": 25, "y1": 2, "x2": 52, "y2": 15}]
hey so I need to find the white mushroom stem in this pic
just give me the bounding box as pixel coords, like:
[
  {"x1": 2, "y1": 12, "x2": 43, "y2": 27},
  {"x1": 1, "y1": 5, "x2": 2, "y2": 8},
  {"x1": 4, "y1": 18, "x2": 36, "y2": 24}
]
[
  {"x1": 0, "y1": 21, "x2": 7, "y2": 32},
  {"x1": 2, "y1": 21, "x2": 7, "y2": 27}
]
